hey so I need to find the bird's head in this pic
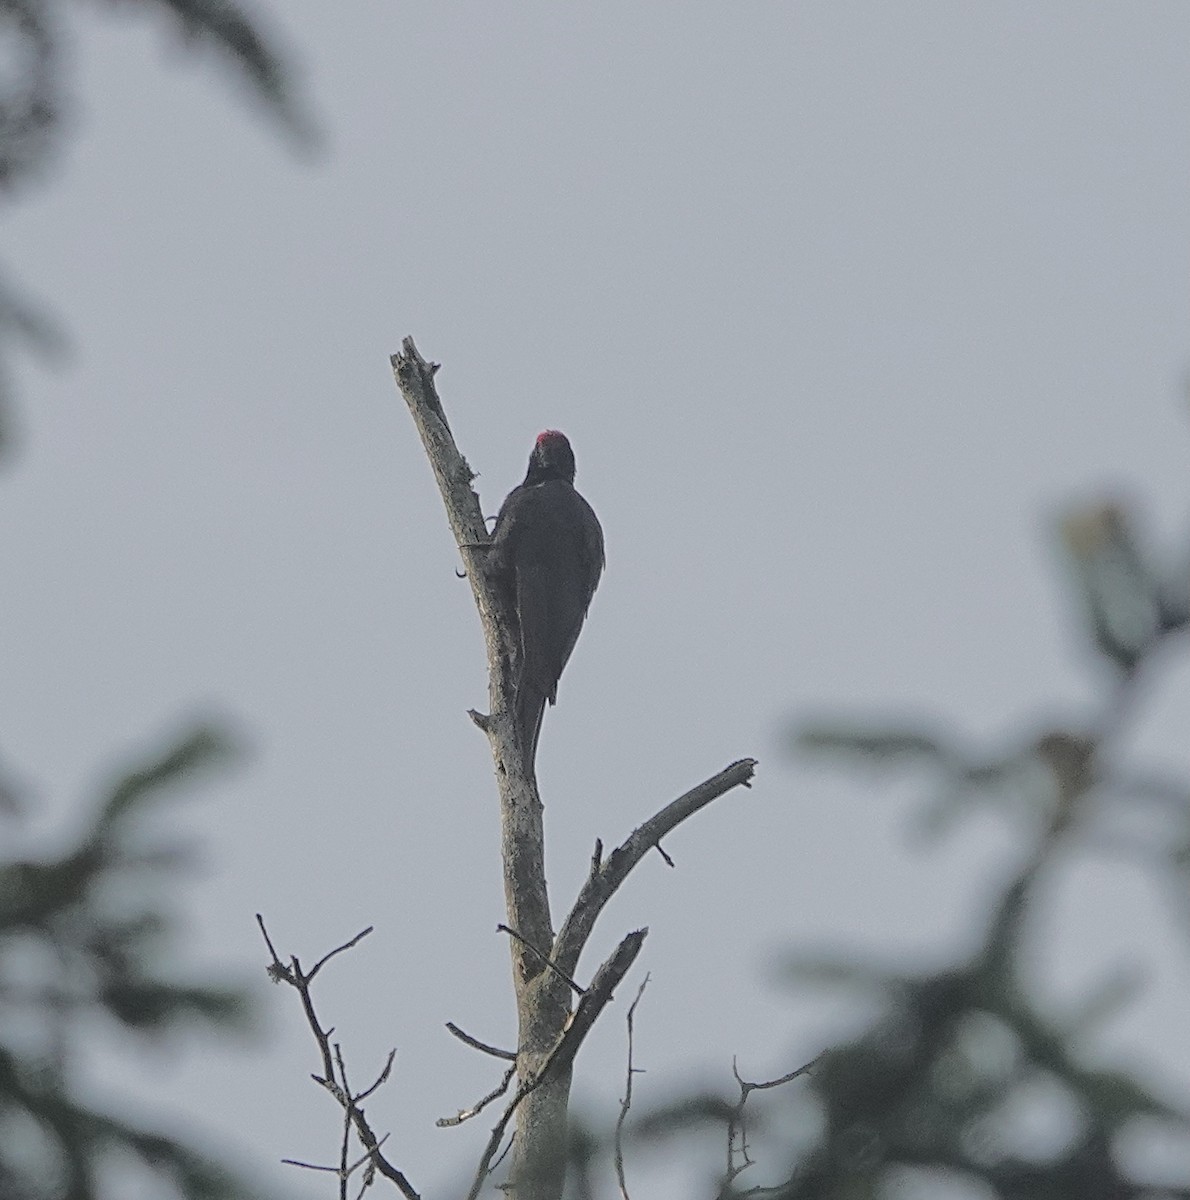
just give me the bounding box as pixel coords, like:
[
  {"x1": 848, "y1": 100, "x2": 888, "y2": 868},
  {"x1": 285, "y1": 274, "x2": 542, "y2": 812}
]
[{"x1": 525, "y1": 430, "x2": 577, "y2": 484}]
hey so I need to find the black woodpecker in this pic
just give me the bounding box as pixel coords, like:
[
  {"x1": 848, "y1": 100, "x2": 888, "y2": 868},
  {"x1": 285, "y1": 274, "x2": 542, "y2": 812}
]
[{"x1": 487, "y1": 430, "x2": 604, "y2": 779}]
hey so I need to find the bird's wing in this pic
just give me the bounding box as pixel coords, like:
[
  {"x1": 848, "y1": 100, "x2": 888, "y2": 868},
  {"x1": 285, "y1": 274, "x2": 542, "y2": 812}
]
[
  {"x1": 578, "y1": 491, "x2": 605, "y2": 600},
  {"x1": 545, "y1": 489, "x2": 603, "y2": 688},
  {"x1": 487, "y1": 483, "x2": 530, "y2": 575},
  {"x1": 516, "y1": 563, "x2": 574, "y2": 704}
]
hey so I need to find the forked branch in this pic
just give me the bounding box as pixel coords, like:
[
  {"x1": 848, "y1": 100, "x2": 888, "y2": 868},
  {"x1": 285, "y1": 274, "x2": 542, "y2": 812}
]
[
  {"x1": 725, "y1": 1053, "x2": 822, "y2": 1188},
  {"x1": 465, "y1": 929, "x2": 647, "y2": 1200},
  {"x1": 257, "y1": 915, "x2": 420, "y2": 1200},
  {"x1": 553, "y1": 759, "x2": 758, "y2": 978}
]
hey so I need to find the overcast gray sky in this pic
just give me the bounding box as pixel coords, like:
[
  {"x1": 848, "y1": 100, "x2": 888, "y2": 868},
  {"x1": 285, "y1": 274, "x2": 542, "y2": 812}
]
[{"x1": 5, "y1": 3, "x2": 1190, "y2": 1197}]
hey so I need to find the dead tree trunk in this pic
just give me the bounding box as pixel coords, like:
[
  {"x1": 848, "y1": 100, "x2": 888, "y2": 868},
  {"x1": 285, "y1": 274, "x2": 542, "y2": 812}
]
[{"x1": 393, "y1": 338, "x2": 755, "y2": 1200}]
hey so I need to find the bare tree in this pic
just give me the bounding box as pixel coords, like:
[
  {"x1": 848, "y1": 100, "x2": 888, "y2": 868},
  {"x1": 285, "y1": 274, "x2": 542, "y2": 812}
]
[
  {"x1": 393, "y1": 338, "x2": 756, "y2": 1200},
  {"x1": 261, "y1": 340, "x2": 755, "y2": 1200}
]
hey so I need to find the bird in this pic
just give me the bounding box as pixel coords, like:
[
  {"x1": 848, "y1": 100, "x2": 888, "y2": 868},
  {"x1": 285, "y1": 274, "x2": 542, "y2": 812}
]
[{"x1": 487, "y1": 430, "x2": 604, "y2": 779}]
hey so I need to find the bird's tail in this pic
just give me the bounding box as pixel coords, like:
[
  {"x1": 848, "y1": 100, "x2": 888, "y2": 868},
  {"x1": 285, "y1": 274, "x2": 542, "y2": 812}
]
[{"x1": 516, "y1": 683, "x2": 548, "y2": 782}]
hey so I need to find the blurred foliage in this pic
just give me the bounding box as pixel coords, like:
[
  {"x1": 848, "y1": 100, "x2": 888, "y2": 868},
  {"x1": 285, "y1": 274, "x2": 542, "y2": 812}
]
[
  {"x1": 589, "y1": 488, "x2": 1190, "y2": 1199},
  {"x1": 0, "y1": 723, "x2": 262, "y2": 1200},
  {"x1": 0, "y1": 5, "x2": 305, "y2": 1192},
  {"x1": 0, "y1": 0, "x2": 313, "y2": 454},
  {"x1": 0, "y1": 3, "x2": 306, "y2": 1197},
  {"x1": 0, "y1": 0, "x2": 311, "y2": 195}
]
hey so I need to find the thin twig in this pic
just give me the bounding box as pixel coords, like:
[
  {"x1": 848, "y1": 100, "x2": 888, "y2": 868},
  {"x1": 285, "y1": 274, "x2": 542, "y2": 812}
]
[
  {"x1": 281, "y1": 1158, "x2": 339, "y2": 1172},
  {"x1": 725, "y1": 1053, "x2": 823, "y2": 1186},
  {"x1": 337, "y1": 1044, "x2": 351, "y2": 1200},
  {"x1": 445, "y1": 1021, "x2": 517, "y2": 1061},
  {"x1": 467, "y1": 1082, "x2": 534, "y2": 1200},
  {"x1": 357, "y1": 1049, "x2": 398, "y2": 1102},
  {"x1": 498, "y1": 923, "x2": 587, "y2": 995},
  {"x1": 310, "y1": 926, "x2": 374, "y2": 980},
  {"x1": 335, "y1": 1043, "x2": 360, "y2": 1200},
  {"x1": 281, "y1": 1134, "x2": 390, "y2": 1182},
  {"x1": 615, "y1": 975, "x2": 650, "y2": 1200},
  {"x1": 438, "y1": 1064, "x2": 518, "y2": 1127},
  {"x1": 491, "y1": 1133, "x2": 516, "y2": 1174},
  {"x1": 256, "y1": 912, "x2": 283, "y2": 968}
]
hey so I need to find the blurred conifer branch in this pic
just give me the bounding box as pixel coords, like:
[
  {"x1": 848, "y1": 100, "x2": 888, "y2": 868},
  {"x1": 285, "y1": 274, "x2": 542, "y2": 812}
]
[
  {"x1": 0, "y1": 0, "x2": 315, "y2": 455},
  {"x1": 744, "y1": 484, "x2": 1190, "y2": 1198},
  {"x1": 0, "y1": 722, "x2": 264, "y2": 1199}
]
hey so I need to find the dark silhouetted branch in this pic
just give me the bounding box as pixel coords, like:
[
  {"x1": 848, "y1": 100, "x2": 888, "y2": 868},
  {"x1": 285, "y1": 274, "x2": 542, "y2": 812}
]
[
  {"x1": 256, "y1": 916, "x2": 419, "y2": 1200},
  {"x1": 725, "y1": 1054, "x2": 822, "y2": 1188},
  {"x1": 615, "y1": 975, "x2": 650, "y2": 1200},
  {"x1": 445, "y1": 1021, "x2": 516, "y2": 1062},
  {"x1": 498, "y1": 923, "x2": 586, "y2": 996}
]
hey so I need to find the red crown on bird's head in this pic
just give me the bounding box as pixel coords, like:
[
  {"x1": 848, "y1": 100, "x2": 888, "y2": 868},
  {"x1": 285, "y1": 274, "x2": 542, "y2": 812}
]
[{"x1": 527, "y1": 429, "x2": 577, "y2": 483}]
